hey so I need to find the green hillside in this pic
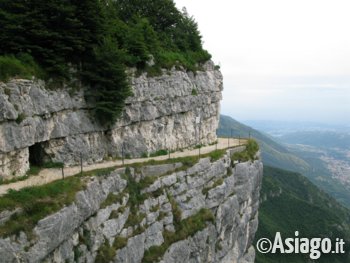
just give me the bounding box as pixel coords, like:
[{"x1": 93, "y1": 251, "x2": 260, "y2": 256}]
[
  {"x1": 286, "y1": 143, "x2": 350, "y2": 208},
  {"x1": 255, "y1": 166, "x2": 350, "y2": 263},
  {"x1": 218, "y1": 115, "x2": 350, "y2": 262},
  {"x1": 218, "y1": 115, "x2": 350, "y2": 208},
  {"x1": 217, "y1": 115, "x2": 310, "y2": 173}
]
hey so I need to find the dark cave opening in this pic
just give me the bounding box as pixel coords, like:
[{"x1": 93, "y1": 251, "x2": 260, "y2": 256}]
[{"x1": 28, "y1": 142, "x2": 46, "y2": 167}]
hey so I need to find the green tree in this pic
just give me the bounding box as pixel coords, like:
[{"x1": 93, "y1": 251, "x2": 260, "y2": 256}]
[
  {"x1": 0, "y1": 1, "x2": 29, "y2": 54},
  {"x1": 114, "y1": 0, "x2": 181, "y2": 31},
  {"x1": 83, "y1": 38, "x2": 132, "y2": 125},
  {"x1": 174, "y1": 9, "x2": 203, "y2": 52},
  {"x1": 0, "y1": 0, "x2": 104, "y2": 77},
  {"x1": 0, "y1": 0, "x2": 211, "y2": 124}
]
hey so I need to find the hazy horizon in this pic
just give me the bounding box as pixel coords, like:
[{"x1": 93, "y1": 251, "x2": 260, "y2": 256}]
[{"x1": 174, "y1": 0, "x2": 350, "y2": 125}]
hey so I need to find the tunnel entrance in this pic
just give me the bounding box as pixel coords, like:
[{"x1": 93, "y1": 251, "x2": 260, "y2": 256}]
[{"x1": 29, "y1": 143, "x2": 46, "y2": 167}]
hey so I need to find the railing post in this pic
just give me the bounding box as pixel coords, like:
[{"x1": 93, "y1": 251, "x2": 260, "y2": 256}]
[
  {"x1": 122, "y1": 143, "x2": 125, "y2": 166},
  {"x1": 80, "y1": 152, "x2": 83, "y2": 176}
]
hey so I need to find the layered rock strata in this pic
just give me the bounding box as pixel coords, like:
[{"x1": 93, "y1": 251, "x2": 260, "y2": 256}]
[
  {"x1": 0, "y1": 148, "x2": 263, "y2": 263},
  {"x1": 0, "y1": 62, "x2": 222, "y2": 179}
]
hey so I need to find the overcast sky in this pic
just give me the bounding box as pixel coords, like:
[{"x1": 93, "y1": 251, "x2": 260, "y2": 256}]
[{"x1": 174, "y1": 0, "x2": 350, "y2": 124}]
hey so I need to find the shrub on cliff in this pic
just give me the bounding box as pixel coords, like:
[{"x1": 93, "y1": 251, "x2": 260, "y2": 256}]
[
  {"x1": 0, "y1": 54, "x2": 42, "y2": 81},
  {"x1": 0, "y1": 0, "x2": 210, "y2": 124},
  {"x1": 231, "y1": 139, "x2": 260, "y2": 163}
]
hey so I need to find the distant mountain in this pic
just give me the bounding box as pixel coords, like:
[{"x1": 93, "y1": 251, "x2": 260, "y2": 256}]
[
  {"x1": 218, "y1": 115, "x2": 350, "y2": 208},
  {"x1": 255, "y1": 166, "x2": 350, "y2": 263},
  {"x1": 217, "y1": 115, "x2": 309, "y2": 173},
  {"x1": 244, "y1": 120, "x2": 350, "y2": 135},
  {"x1": 279, "y1": 130, "x2": 350, "y2": 149}
]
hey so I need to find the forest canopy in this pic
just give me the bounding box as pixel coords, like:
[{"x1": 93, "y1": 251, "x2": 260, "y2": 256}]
[{"x1": 0, "y1": 0, "x2": 211, "y2": 124}]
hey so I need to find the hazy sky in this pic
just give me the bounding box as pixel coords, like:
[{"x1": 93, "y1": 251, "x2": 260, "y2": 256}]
[{"x1": 174, "y1": 0, "x2": 350, "y2": 124}]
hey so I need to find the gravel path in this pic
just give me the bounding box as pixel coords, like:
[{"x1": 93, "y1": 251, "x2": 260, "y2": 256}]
[{"x1": 0, "y1": 138, "x2": 245, "y2": 195}]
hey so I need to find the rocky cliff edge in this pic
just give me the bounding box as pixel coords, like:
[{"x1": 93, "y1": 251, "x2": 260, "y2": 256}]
[{"x1": 0, "y1": 148, "x2": 263, "y2": 263}]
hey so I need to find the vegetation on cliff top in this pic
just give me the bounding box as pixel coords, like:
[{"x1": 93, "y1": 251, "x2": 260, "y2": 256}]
[{"x1": 0, "y1": 0, "x2": 210, "y2": 124}]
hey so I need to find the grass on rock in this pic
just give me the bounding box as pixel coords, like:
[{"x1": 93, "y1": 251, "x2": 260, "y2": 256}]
[
  {"x1": 0, "y1": 166, "x2": 115, "y2": 238},
  {"x1": 0, "y1": 144, "x2": 240, "y2": 238}
]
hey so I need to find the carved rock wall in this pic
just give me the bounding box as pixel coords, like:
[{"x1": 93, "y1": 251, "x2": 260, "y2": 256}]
[{"x1": 0, "y1": 62, "x2": 222, "y2": 179}]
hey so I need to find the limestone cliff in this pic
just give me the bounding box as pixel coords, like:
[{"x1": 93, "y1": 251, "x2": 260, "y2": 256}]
[
  {"x1": 0, "y1": 61, "x2": 264, "y2": 263},
  {"x1": 0, "y1": 148, "x2": 263, "y2": 263},
  {"x1": 0, "y1": 62, "x2": 222, "y2": 179}
]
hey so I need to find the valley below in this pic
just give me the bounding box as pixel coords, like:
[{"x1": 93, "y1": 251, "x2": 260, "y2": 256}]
[
  {"x1": 243, "y1": 120, "x2": 350, "y2": 208},
  {"x1": 321, "y1": 150, "x2": 350, "y2": 184},
  {"x1": 286, "y1": 143, "x2": 350, "y2": 185},
  {"x1": 218, "y1": 116, "x2": 350, "y2": 263}
]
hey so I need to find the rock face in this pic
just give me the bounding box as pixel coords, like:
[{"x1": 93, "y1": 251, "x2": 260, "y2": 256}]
[
  {"x1": 0, "y1": 62, "x2": 222, "y2": 179},
  {"x1": 0, "y1": 149, "x2": 263, "y2": 263}
]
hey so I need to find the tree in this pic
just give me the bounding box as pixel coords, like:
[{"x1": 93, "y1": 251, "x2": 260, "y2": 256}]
[
  {"x1": 0, "y1": 0, "x2": 104, "y2": 77},
  {"x1": 0, "y1": 0, "x2": 211, "y2": 124},
  {"x1": 114, "y1": 0, "x2": 181, "y2": 31},
  {"x1": 83, "y1": 37, "x2": 132, "y2": 125}
]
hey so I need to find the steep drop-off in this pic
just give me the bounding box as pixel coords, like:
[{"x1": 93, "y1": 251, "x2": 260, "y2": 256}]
[
  {"x1": 0, "y1": 148, "x2": 262, "y2": 263},
  {"x1": 255, "y1": 166, "x2": 350, "y2": 263}
]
